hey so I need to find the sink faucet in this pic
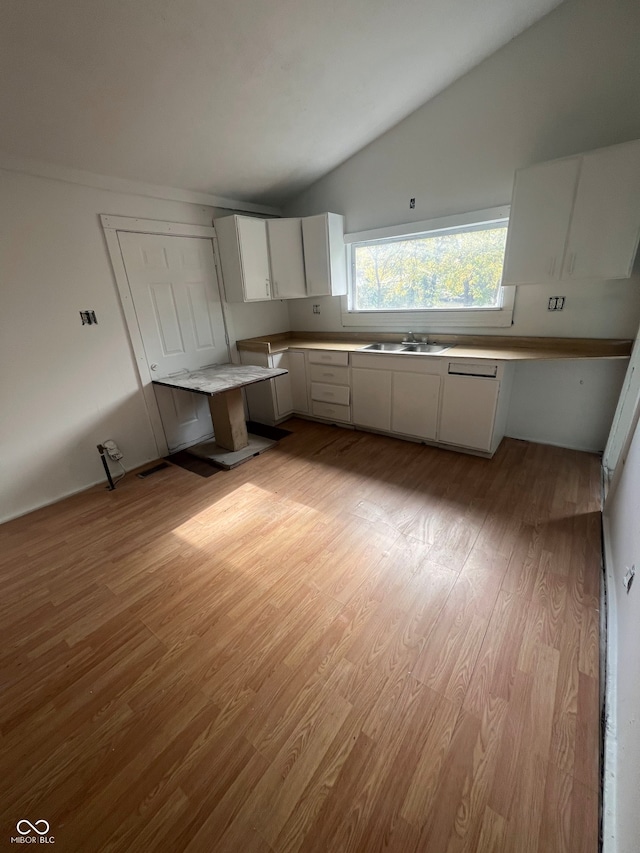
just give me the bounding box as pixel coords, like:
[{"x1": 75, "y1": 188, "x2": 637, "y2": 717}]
[{"x1": 405, "y1": 331, "x2": 417, "y2": 342}]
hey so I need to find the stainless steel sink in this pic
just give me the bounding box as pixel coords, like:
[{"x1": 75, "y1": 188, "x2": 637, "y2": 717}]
[
  {"x1": 362, "y1": 342, "x2": 407, "y2": 352},
  {"x1": 361, "y1": 342, "x2": 450, "y2": 354},
  {"x1": 400, "y1": 343, "x2": 450, "y2": 354}
]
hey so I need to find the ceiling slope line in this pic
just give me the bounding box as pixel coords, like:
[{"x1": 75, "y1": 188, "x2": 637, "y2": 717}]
[{"x1": 0, "y1": 151, "x2": 281, "y2": 217}]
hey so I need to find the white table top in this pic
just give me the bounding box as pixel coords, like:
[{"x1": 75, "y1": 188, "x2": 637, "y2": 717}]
[{"x1": 152, "y1": 363, "x2": 287, "y2": 396}]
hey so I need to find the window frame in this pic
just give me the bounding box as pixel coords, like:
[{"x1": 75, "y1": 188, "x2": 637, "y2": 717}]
[{"x1": 342, "y1": 206, "x2": 514, "y2": 329}]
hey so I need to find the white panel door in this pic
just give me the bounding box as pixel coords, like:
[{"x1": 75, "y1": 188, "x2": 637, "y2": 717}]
[{"x1": 118, "y1": 232, "x2": 229, "y2": 452}]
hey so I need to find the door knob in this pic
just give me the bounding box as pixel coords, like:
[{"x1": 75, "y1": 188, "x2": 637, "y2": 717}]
[{"x1": 150, "y1": 363, "x2": 158, "y2": 371}]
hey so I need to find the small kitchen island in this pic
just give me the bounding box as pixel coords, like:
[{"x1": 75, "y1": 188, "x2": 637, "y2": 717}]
[{"x1": 153, "y1": 363, "x2": 288, "y2": 469}]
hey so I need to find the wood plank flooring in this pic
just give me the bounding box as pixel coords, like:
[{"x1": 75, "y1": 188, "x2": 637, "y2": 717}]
[{"x1": 0, "y1": 419, "x2": 602, "y2": 852}]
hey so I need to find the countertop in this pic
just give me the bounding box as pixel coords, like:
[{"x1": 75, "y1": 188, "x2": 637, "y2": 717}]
[
  {"x1": 236, "y1": 332, "x2": 633, "y2": 362},
  {"x1": 152, "y1": 363, "x2": 288, "y2": 396}
]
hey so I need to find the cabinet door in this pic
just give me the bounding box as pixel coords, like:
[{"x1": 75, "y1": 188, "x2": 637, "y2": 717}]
[
  {"x1": 287, "y1": 350, "x2": 309, "y2": 414},
  {"x1": 563, "y1": 140, "x2": 640, "y2": 280},
  {"x1": 271, "y1": 352, "x2": 293, "y2": 419},
  {"x1": 439, "y1": 376, "x2": 500, "y2": 451},
  {"x1": 352, "y1": 368, "x2": 392, "y2": 431},
  {"x1": 502, "y1": 158, "x2": 579, "y2": 285},
  {"x1": 302, "y1": 213, "x2": 347, "y2": 297},
  {"x1": 267, "y1": 218, "x2": 307, "y2": 298},
  {"x1": 391, "y1": 372, "x2": 440, "y2": 440},
  {"x1": 235, "y1": 216, "x2": 272, "y2": 301}
]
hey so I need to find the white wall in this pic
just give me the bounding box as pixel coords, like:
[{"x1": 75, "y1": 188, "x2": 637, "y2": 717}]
[
  {"x1": 507, "y1": 357, "x2": 630, "y2": 452},
  {"x1": 283, "y1": 0, "x2": 640, "y2": 451},
  {"x1": 285, "y1": 0, "x2": 640, "y2": 235},
  {"x1": 603, "y1": 410, "x2": 640, "y2": 853},
  {"x1": 0, "y1": 169, "x2": 288, "y2": 522}
]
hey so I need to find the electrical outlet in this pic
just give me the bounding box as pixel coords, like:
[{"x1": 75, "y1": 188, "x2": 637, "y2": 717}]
[
  {"x1": 623, "y1": 565, "x2": 635, "y2": 594},
  {"x1": 103, "y1": 440, "x2": 123, "y2": 461},
  {"x1": 312, "y1": 304, "x2": 321, "y2": 314},
  {"x1": 548, "y1": 296, "x2": 565, "y2": 311}
]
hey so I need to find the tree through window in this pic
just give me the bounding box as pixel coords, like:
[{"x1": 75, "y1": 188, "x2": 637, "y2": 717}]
[{"x1": 351, "y1": 223, "x2": 508, "y2": 312}]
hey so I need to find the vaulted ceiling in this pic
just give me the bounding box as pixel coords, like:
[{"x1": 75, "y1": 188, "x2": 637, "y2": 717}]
[{"x1": 0, "y1": 0, "x2": 563, "y2": 205}]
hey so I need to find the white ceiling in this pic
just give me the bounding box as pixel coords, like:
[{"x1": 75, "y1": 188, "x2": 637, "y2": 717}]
[{"x1": 0, "y1": 0, "x2": 563, "y2": 206}]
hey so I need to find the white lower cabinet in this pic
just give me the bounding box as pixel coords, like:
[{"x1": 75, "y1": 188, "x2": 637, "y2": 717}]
[
  {"x1": 351, "y1": 354, "x2": 442, "y2": 440},
  {"x1": 239, "y1": 349, "x2": 308, "y2": 424},
  {"x1": 351, "y1": 353, "x2": 512, "y2": 455},
  {"x1": 438, "y1": 361, "x2": 513, "y2": 454},
  {"x1": 391, "y1": 371, "x2": 441, "y2": 440},
  {"x1": 351, "y1": 368, "x2": 392, "y2": 431},
  {"x1": 439, "y1": 376, "x2": 500, "y2": 451},
  {"x1": 308, "y1": 350, "x2": 351, "y2": 422},
  {"x1": 239, "y1": 346, "x2": 513, "y2": 456},
  {"x1": 289, "y1": 352, "x2": 309, "y2": 414}
]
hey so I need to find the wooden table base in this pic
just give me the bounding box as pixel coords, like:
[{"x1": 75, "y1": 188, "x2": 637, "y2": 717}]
[{"x1": 207, "y1": 387, "x2": 248, "y2": 452}]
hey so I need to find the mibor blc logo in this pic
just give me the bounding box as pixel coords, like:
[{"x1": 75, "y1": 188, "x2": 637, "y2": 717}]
[{"x1": 10, "y1": 820, "x2": 55, "y2": 844}]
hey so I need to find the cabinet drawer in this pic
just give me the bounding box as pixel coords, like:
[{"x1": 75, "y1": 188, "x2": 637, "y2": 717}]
[
  {"x1": 311, "y1": 382, "x2": 350, "y2": 406},
  {"x1": 309, "y1": 364, "x2": 350, "y2": 385},
  {"x1": 312, "y1": 401, "x2": 351, "y2": 422},
  {"x1": 308, "y1": 350, "x2": 349, "y2": 367}
]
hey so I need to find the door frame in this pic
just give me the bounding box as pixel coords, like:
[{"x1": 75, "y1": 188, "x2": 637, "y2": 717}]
[{"x1": 101, "y1": 214, "x2": 232, "y2": 458}]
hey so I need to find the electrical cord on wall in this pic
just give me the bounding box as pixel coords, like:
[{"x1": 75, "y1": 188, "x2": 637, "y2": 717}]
[{"x1": 112, "y1": 458, "x2": 127, "y2": 484}]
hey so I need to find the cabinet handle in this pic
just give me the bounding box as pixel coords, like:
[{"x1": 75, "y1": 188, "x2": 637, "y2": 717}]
[
  {"x1": 547, "y1": 256, "x2": 556, "y2": 278},
  {"x1": 322, "y1": 372, "x2": 334, "y2": 378},
  {"x1": 265, "y1": 279, "x2": 270, "y2": 296},
  {"x1": 567, "y1": 252, "x2": 576, "y2": 275}
]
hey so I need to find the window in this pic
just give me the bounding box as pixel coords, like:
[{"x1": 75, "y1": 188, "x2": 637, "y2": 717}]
[{"x1": 343, "y1": 207, "x2": 514, "y2": 329}]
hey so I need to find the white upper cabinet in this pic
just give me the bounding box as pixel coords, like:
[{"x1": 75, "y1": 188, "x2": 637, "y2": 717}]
[
  {"x1": 302, "y1": 213, "x2": 347, "y2": 297},
  {"x1": 215, "y1": 215, "x2": 272, "y2": 302},
  {"x1": 564, "y1": 141, "x2": 640, "y2": 281},
  {"x1": 502, "y1": 158, "x2": 579, "y2": 285},
  {"x1": 267, "y1": 218, "x2": 307, "y2": 299},
  {"x1": 502, "y1": 138, "x2": 640, "y2": 285}
]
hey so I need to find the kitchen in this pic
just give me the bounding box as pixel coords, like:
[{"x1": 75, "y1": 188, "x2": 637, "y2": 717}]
[{"x1": 1, "y1": 0, "x2": 640, "y2": 850}]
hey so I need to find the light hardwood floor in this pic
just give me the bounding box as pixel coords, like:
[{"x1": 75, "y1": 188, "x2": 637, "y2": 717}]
[{"x1": 0, "y1": 419, "x2": 601, "y2": 852}]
